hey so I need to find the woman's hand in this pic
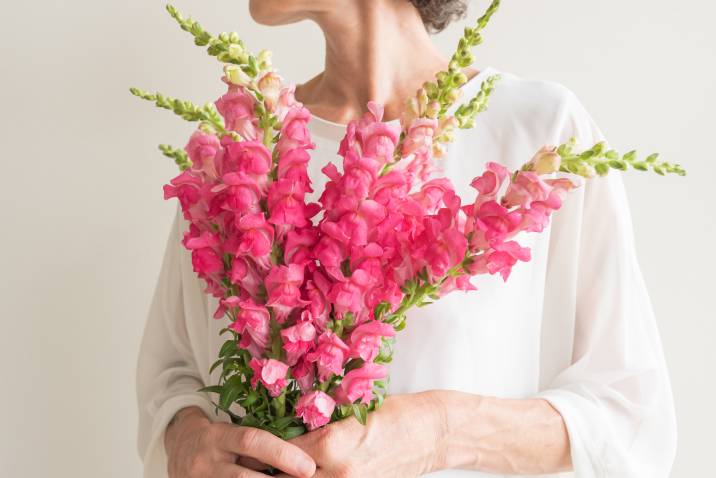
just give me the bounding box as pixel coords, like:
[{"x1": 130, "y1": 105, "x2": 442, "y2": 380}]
[
  {"x1": 275, "y1": 392, "x2": 446, "y2": 478},
  {"x1": 273, "y1": 390, "x2": 572, "y2": 477},
  {"x1": 164, "y1": 406, "x2": 317, "y2": 478}
]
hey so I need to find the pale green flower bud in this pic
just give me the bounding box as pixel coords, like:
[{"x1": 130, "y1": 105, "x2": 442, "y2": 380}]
[
  {"x1": 529, "y1": 146, "x2": 562, "y2": 174},
  {"x1": 426, "y1": 101, "x2": 441, "y2": 118},
  {"x1": 576, "y1": 162, "x2": 597, "y2": 178},
  {"x1": 453, "y1": 72, "x2": 468, "y2": 87},
  {"x1": 447, "y1": 88, "x2": 462, "y2": 103},
  {"x1": 228, "y1": 43, "x2": 243, "y2": 61},
  {"x1": 224, "y1": 64, "x2": 250, "y2": 86}
]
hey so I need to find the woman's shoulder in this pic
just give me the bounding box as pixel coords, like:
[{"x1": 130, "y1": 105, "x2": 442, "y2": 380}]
[{"x1": 465, "y1": 66, "x2": 591, "y2": 144}]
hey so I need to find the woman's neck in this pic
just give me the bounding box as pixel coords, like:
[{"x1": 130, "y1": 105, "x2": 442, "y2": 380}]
[{"x1": 295, "y1": 1, "x2": 454, "y2": 124}]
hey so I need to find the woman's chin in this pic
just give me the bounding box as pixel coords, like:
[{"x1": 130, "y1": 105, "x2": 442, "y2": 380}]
[{"x1": 248, "y1": 0, "x2": 307, "y2": 26}]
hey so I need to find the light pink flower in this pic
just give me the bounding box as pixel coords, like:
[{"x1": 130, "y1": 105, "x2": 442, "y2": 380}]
[
  {"x1": 349, "y1": 321, "x2": 396, "y2": 362},
  {"x1": 335, "y1": 363, "x2": 387, "y2": 405},
  {"x1": 466, "y1": 200, "x2": 523, "y2": 250},
  {"x1": 402, "y1": 118, "x2": 438, "y2": 160},
  {"x1": 229, "y1": 298, "x2": 271, "y2": 357},
  {"x1": 281, "y1": 321, "x2": 317, "y2": 366},
  {"x1": 295, "y1": 391, "x2": 336, "y2": 431},
  {"x1": 257, "y1": 72, "x2": 282, "y2": 112},
  {"x1": 470, "y1": 162, "x2": 509, "y2": 200},
  {"x1": 306, "y1": 331, "x2": 350, "y2": 382},
  {"x1": 502, "y1": 171, "x2": 552, "y2": 208},
  {"x1": 249, "y1": 358, "x2": 289, "y2": 397},
  {"x1": 466, "y1": 241, "x2": 531, "y2": 281}
]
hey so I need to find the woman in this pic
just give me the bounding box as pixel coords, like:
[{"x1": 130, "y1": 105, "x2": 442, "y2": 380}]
[{"x1": 136, "y1": 1, "x2": 677, "y2": 477}]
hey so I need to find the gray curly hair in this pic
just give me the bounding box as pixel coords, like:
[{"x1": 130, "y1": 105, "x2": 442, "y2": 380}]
[{"x1": 408, "y1": 0, "x2": 469, "y2": 33}]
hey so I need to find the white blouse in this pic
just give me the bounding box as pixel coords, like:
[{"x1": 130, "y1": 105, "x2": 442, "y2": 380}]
[{"x1": 136, "y1": 66, "x2": 677, "y2": 478}]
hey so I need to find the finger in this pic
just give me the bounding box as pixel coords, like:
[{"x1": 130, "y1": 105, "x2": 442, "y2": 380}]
[
  {"x1": 274, "y1": 471, "x2": 328, "y2": 478},
  {"x1": 236, "y1": 455, "x2": 269, "y2": 471},
  {"x1": 223, "y1": 427, "x2": 316, "y2": 478},
  {"x1": 216, "y1": 463, "x2": 271, "y2": 478}
]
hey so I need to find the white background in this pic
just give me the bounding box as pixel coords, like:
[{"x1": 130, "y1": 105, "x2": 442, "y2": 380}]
[{"x1": 1, "y1": 1, "x2": 713, "y2": 476}]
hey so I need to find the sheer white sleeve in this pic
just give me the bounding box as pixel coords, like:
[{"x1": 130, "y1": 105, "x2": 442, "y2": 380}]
[
  {"x1": 136, "y1": 205, "x2": 216, "y2": 478},
  {"x1": 536, "y1": 92, "x2": 677, "y2": 477}
]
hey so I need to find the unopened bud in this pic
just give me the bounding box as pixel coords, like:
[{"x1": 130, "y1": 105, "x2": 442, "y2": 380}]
[
  {"x1": 258, "y1": 72, "x2": 281, "y2": 111},
  {"x1": 425, "y1": 100, "x2": 440, "y2": 118},
  {"x1": 529, "y1": 146, "x2": 561, "y2": 175},
  {"x1": 228, "y1": 43, "x2": 243, "y2": 61},
  {"x1": 447, "y1": 88, "x2": 462, "y2": 103},
  {"x1": 258, "y1": 49, "x2": 272, "y2": 67},
  {"x1": 453, "y1": 72, "x2": 468, "y2": 87},
  {"x1": 224, "y1": 64, "x2": 250, "y2": 86},
  {"x1": 576, "y1": 162, "x2": 596, "y2": 178}
]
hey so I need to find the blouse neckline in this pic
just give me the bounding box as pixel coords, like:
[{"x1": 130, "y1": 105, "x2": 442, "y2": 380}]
[{"x1": 307, "y1": 65, "x2": 497, "y2": 141}]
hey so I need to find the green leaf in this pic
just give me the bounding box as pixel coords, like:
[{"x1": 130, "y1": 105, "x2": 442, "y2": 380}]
[
  {"x1": 352, "y1": 403, "x2": 368, "y2": 426},
  {"x1": 219, "y1": 339, "x2": 237, "y2": 358},
  {"x1": 645, "y1": 153, "x2": 660, "y2": 163},
  {"x1": 240, "y1": 415, "x2": 261, "y2": 427},
  {"x1": 623, "y1": 150, "x2": 637, "y2": 162},
  {"x1": 198, "y1": 385, "x2": 223, "y2": 394},
  {"x1": 608, "y1": 160, "x2": 628, "y2": 171},
  {"x1": 240, "y1": 390, "x2": 259, "y2": 408},
  {"x1": 283, "y1": 426, "x2": 306, "y2": 440},
  {"x1": 272, "y1": 416, "x2": 296, "y2": 430},
  {"x1": 219, "y1": 384, "x2": 242, "y2": 410},
  {"x1": 594, "y1": 162, "x2": 610, "y2": 176}
]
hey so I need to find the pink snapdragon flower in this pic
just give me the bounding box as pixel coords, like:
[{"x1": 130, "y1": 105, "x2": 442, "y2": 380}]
[
  {"x1": 185, "y1": 131, "x2": 220, "y2": 179},
  {"x1": 267, "y1": 179, "x2": 315, "y2": 229},
  {"x1": 292, "y1": 356, "x2": 316, "y2": 393},
  {"x1": 163, "y1": 170, "x2": 203, "y2": 219},
  {"x1": 236, "y1": 213, "x2": 274, "y2": 270},
  {"x1": 265, "y1": 263, "x2": 309, "y2": 322},
  {"x1": 401, "y1": 118, "x2": 438, "y2": 160},
  {"x1": 349, "y1": 321, "x2": 396, "y2": 362},
  {"x1": 249, "y1": 358, "x2": 289, "y2": 397},
  {"x1": 502, "y1": 171, "x2": 553, "y2": 209},
  {"x1": 229, "y1": 298, "x2": 271, "y2": 357},
  {"x1": 339, "y1": 102, "x2": 400, "y2": 164},
  {"x1": 223, "y1": 141, "x2": 272, "y2": 192},
  {"x1": 470, "y1": 162, "x2": 509, "y2": 202},
  {"x1": 335, "y1": 363, "x2": 387, "y2": 405},
  {"x1": 465, "y1": 200, "x2": 523, "y2": 250},
  {"x1": 215, "y1": 88, "x2": 258, "y2": 140},
  {"x1": 306, "y1": 331, "x2": 350, "y2": 381},
  {"x1": 466, "y1": 241, "x2": 532, "y2": 281},
  {"x1": 296, "y1": 391, "x2": 336, "y2": 431},
  {"x1": 281, "y1": 321, "x2": 317, "y2": 366},
  {"x1": 276, "y1": 106, "x2": 313, "y2": 155}
]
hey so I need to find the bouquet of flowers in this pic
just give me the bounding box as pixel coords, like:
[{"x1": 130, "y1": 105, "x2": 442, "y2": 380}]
[{"x1": 131, "y1": 1, "x2": 684, "y2": 441}]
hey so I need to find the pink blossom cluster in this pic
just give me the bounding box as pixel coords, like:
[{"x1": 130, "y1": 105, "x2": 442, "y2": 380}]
[{"x1": 163, "y1": 72, "x2": 576, "y2": 432}]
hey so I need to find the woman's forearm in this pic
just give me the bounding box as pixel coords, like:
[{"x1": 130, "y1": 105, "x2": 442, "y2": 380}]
[{"x1": 429, "y1": 390, "x2": 573, "y2": 475}]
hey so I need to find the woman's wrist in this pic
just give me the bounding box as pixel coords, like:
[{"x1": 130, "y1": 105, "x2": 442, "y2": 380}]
[
  {"x1": 427, "y1": 390, "x2": 572, "y2": 474},
  {"x1": 164, "y1": 406, "x2": 210, "y2": 456}
]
